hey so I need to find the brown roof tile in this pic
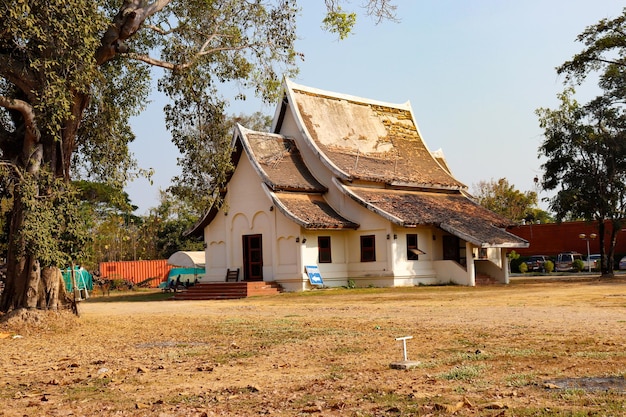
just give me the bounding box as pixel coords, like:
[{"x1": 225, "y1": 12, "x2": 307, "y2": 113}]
[
  {"x1": 292, "y1": 89, "x2": 464, "y2": 189},
  {"x1": 242, "y1": 129, "x2": 326, "y2": 192},
  {"x1": 273, "y1": 192, "x2": 359, "y2": 230},
  {"x1": 345, "y1": 186, "x2": 527, "y2": 247}
]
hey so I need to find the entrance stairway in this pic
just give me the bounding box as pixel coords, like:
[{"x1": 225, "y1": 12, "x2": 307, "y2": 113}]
[
  {"x1": 172, "y1": 281, "x2": 281, "y2": 300},
  {"x1": 475, "y1": 273, "x2": 500, "y2": 286}
]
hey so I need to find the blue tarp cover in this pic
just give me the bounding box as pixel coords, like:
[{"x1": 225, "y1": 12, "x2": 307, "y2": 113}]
[
  {"x1": 62, "y1": 267, "x2": 93, "y2": 292},
  {"x1": 158, "y1": 267, "x2": 205, "y2": 288}
]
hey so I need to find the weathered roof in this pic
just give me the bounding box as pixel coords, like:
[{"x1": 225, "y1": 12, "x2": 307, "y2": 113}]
[
  {"x1": 265, "y1": 188, "x2": 359, "y2": 230},
  {"x1": 431, "y1": 148, "x2": 453, "y2": 176},
  {"x1": 338, "y1": 184, "x2": 528, "y2": 248},
  {"x1": 238, "y1": 125, "x2": 326, "y2": 192},
  {"x1": 240, "y1": 125, "x2": 356, "y2": 229},
  {"x1": 285, "y1": 80, "x2": 465, "y2": 190}
]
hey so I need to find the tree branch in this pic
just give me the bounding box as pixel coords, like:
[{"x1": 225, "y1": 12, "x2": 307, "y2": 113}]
[
  {"x1": 0, "y1": 160, "x2": 25, "y2": 182},
  {"x1": 96, "y1": 0, "x2": 172, "y2": 65},
  {"x1": 593, "y1": 57, "x2": 626, "y2": 67},
  {"x1": 0, "y1": 53, "x2": 38, "y2": 102},
  {"x1": 0, "y1": 96, "x2": 41, "y2": 164},
  {"x1": 127, "y1": 41, "x2": 252, "y2": 71},
  {"x1": 144, "y1": 23, "x2": 176, "y2": 36}
]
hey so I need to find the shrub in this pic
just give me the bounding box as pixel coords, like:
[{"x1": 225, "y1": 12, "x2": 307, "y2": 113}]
[
  {"x1": 544, "y1": 260, "x2": 554, "y2": 273},
  {"x1": 518, "y1": 262, "x2": 528, "y2": 273},
  {"x1": 573, "y1": 259, "x2": 585, "y2": 272},
  {"x1": 110, "y1": 279, "x2": 134, "y2": 290},
  {"x1": 510, "y1": 258, "x2": 525, "y2": 273}
]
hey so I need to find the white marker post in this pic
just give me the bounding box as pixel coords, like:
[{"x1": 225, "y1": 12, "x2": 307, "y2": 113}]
[
  {"x1": 396, "y1": 336, "x2": 413, "y2": 361},
  {"x1": 389, "y1": 335, "x2": 420, "y2": 370}
]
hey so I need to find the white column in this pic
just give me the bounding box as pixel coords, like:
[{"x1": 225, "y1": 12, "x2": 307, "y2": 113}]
[
  {"x1": 501, "y1": 249, "x2": 509, "y2": 284},
  {"x1": 466, "y1": 242, "x2": 475, "y2": 286}
]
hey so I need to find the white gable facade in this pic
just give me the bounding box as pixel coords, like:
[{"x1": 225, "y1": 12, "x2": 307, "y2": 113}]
[{"x1": 192, "y1": 80, "x2": 528, "y2": 291}]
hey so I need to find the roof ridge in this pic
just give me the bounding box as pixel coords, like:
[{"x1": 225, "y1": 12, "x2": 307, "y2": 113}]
[{"x1": 285, "y1": 78, "x2": 412, "y2": 111}]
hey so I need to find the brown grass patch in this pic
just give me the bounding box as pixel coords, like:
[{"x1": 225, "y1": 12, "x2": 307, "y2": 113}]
[{"x1": 0, "y1": 279, "x2": 625, "y2": 416}]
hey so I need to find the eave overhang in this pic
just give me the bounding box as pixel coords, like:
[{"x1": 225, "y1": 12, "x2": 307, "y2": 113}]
[{"x1": 334, "y1": 179, "x2": 528, "y2": 249}]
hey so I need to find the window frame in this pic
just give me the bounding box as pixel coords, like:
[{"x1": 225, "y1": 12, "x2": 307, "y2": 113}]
[
  {"x1": 318, "y1": 236, "x2": 332, "y2": 263},
  {"x1": 406, "y1": 233, "x2": 419, "y2": 260},
  {"x1": 360, "y1": 235, "x2": 376, "y2": 262}
]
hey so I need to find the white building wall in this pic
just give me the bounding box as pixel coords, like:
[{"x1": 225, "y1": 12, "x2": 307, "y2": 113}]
[
  {"x1": 298, "y1": 231, "x2": 349, "y2": 288},
  {"x1": 203, "y1": 154, "x2": 279, "y2": 282},
  {"x1": 201, "y1": 95, "x2": 506, "y2": 290},
  {"x1": 204, "y1": 208, "x2": 227, "y2": 282},
  {"x1": 390, "y1": 226, "x2": 439, "y2": 286},
  {"x1": 275, "y1": 103, "x2": 463, "y2": 287}
]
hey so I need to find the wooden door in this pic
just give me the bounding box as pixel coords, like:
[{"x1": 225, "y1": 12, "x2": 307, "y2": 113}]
[
  {"x1": 243, "y1": 234, "x2": 263, "y2": 281},
  {"x1": 443, "y1": 235, "x2": 460, "y2": 263}
]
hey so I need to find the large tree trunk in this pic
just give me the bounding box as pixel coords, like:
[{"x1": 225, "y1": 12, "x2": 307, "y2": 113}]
[
  {"x1": 598, "y1": 219, "x2": 608, "y2": 276},
  {"x1": 38, "y1": 266, "x2": 68, "y2": 310},
  {"x1": 605, "y1": 219, "x2": 622, "y2": 278},
  {"x1": 0, "y1": 1, "x2": 163, "y2": 314},
  {"x1": 0, "y1": 197, "x2": 39, "y2": 312},
  {"x1": 0, "y1": 142, "x2": 70, "y2": 313}
]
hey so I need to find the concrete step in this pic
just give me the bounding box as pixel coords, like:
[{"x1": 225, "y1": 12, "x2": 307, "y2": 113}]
[{"x1": 173, "y1": 282, "x2": 281, "y2": 300}]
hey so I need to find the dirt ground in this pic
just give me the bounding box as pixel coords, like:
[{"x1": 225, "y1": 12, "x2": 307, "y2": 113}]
[{"x1": 0, "y1": 277, "x2": 625, "y2": 416}]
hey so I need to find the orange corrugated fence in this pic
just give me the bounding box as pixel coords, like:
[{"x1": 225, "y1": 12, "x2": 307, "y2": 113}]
[{"x1": 98, "y1": 260, "x2": 172, "y2": 288}]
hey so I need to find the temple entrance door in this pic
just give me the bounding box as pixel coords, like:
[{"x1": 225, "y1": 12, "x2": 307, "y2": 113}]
[{"x1": 243, "y1": 234, "x2": 263, "y2": 281}]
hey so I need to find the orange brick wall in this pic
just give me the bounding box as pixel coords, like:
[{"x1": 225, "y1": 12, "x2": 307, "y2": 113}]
[{"x1": 506, "y1": 221, "x2": 626, "y2": 257}]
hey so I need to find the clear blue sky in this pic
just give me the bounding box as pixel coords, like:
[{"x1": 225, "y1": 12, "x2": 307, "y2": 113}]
[{"x1": 127, "y1": 1, "x2": 625, "y2": 215}]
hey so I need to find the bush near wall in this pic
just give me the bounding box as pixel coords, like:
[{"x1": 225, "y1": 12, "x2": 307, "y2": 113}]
[{"x1": 510, "y1": 258, "x2": 525, "y2": 273}]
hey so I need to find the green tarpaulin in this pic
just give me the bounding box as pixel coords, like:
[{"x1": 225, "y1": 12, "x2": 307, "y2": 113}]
[
  {"x1": 158, "y1": 267, "x2": 205, "y2": 289},
  {"x1": 61, "y1": 267, "x2": 93, "y2": 292}
]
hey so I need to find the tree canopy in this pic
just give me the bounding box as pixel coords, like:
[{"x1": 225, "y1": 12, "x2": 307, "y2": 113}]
[
  {"x1": 472, "y1": 178, "x2": 542, "y2": 223},
  {"x1": 537, "y1": 8, "x2": 626, "y2": 276},
  {"x1": 0, "y1": 0, "x2": 397, "y2": 312}
]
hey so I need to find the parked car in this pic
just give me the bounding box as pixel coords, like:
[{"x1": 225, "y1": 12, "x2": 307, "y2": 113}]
[
  {"x1": 619, "y1": 256, "x2": 626, "y2": 270},
  {"x1": 525, "y1": 255, "x2": 550, "y2": 272},
  {"x1": 555, "y1": 252, "x2": 584, "y2": 272},
  {"x1": 585, "y1": 254, "x2": 601, "y2": 270}
]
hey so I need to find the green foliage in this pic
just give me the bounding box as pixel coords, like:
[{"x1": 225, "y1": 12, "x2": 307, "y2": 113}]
[
  {"x1": 321, "y1": 1, "x2": 398, "y2": 40},
  {"x1": 507, "y1": 250, "x2": 520, "y2": 261},
  {"x1": 0, "y1": 168, "x2": 12, "y2": 258},
  {"x1": 166, "y1": 100, "x2": 232, "y2": 217},
  {"x1": 537, "y1": 89, "x2": 626, "y2": 223},
  {"x1": 1, "y1": 0, "x2": 107, "y2": 142},
  {"x1": 544, "y1": 260, "x2": 554, "y2": 273},
  {"x1": 322, "y1": 7, "x2": 357, "y2": 40},
  {"x1": 509, "y1": 257, "x2": 525, "y2": 273},
  {"x1": 0, "y1": 0, "x2": 398, "y2": 310},
  {"x1": 229, "y1": 112, "x2": 273, "y2": 132},
  {"x1": 142, "y1": 190, "x2": 204, "y2": 259},
  {"x1": 86, "y1": 189, "x2": 204, "y2": 266},
  {"x1": 169, "y1": 111, "x2": 272, "y2": 217},
  {"x1": 15, "y1": 171, "x2": 92, "y2": 267},
  {"x1": 74, "y1": 181, "x2": 137, "y2": 214},
  {"x1": 518, "y1": 262, "x2": 528, "y2": 274},
  {"x1": 538, "y1": 9, "x2": 626, "y2": 276},
  {"x1": 573, "y1": 259, "x2": 585, "y2": 272},
  {"x1": 525, "y1": 208, "x2": 555, "y2": 224},
  {"x1": 557, "y1": 10, "x2": 626, "y2": 83},
  {"x1": 472, "y1": 178, "x2": 540, "y2": 223}
]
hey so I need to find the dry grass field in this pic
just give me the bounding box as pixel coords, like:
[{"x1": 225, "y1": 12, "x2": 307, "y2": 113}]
[{"x1": 1, "y1": 277, "x2": 625, "y2": 416}]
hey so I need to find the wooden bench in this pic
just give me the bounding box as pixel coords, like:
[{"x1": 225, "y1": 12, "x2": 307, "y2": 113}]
[{"x1": 225, "y1": 268, "x2": 240, "y2": 282}]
